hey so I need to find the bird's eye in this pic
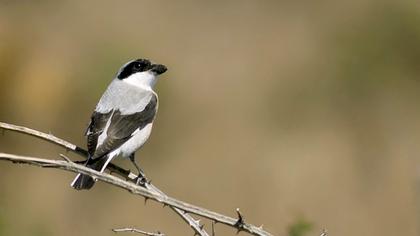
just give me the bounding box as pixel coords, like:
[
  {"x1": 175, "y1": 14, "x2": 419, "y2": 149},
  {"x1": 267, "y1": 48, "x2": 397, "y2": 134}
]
[{"x1": 134, "y1": 63, "x2": 142, "y2": 69}]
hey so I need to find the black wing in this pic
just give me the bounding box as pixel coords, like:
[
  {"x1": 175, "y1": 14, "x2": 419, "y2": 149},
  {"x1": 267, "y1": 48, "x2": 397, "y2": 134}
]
[
  {"x1": 89, "y1": 94, "x2": 158, "y2": 159},
  {"x1": 86, "y1": 111, "x2": 112, "y2": 157}
]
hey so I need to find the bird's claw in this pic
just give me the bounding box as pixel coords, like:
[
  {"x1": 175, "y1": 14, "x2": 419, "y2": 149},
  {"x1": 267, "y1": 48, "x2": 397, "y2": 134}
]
[{"x1": 136, "y1": 176, "x2": 147, "y2": 186}]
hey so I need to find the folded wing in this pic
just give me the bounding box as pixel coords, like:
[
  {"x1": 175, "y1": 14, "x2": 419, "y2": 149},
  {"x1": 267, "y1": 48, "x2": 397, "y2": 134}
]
[{"x1": 86, "y1": 94, "x2": 158, "y2": 159}]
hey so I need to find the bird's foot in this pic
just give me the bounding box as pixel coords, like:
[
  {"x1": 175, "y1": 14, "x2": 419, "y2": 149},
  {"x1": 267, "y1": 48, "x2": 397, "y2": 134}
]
[{"x1": 135, "y1": 175, "x2": 148, "y2": 187}]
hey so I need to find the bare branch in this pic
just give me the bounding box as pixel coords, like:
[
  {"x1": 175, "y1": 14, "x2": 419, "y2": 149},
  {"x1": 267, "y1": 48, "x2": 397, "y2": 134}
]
[
  {"x1": 0, "y1": 122, "x2": 135, "y2": 181},
  {"x1": 0, "y1": 122, "x2": 87, "y2": 156},
  {"x1": 112, "y1": 227, "x2": 164, "y2": 236},
  {"x1": 0, "y1": 122, "x2": 274, "y2": 236},
  {"x1": 145, "y1": 182, "x2": 209, "y2": 236},
  {"x1": 0, "y1": 122, "x2": 208, "y2": 236}
]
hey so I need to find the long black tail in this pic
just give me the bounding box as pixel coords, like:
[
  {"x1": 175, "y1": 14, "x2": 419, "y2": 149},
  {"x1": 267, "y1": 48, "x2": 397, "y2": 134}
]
[{"x1": 70, "y1": 157, "x2": 107, "y2": 190}]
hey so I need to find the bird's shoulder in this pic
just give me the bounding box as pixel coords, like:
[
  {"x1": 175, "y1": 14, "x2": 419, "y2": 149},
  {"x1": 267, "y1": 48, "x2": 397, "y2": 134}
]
[{"x1": 95, "y1": 79, "x2": 156, "y2": 114}]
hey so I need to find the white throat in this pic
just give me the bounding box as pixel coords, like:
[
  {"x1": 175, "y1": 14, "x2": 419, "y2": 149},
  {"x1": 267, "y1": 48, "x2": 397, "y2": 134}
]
[{"x1": 123, "y1": 71, "x2": 157, "y2": 90}]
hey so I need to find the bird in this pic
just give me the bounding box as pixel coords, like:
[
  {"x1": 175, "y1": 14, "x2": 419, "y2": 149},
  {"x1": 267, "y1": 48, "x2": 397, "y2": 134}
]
[{"x1": 71, "y1": 58, "x2": 167, "y2": 190}]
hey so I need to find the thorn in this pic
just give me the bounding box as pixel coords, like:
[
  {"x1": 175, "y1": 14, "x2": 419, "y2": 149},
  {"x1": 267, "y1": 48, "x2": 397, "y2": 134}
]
[
  {"x1": 199, "y1": 224, "x2": 205, "y2": 230},
  {"x1": 162, "y1": 203, "x2": 168, "y2": 208},
  {"x1": 211, "y1": 221, "x2": 216, "y2": 236},
  {"x1": 59, "y1": 154, "x2": 72, "y2": 162},
  {"x1": 234, "y1": 208, "x2": 245, "y2": 228},
  {"x1": 193, "y1": 219, "x2": 200, "y2": 226},
  {"x1": 144, "y1": 197, "x2": 149, "y2": 205},
  {"x1": 258, "y1": 224, "x2": 264, "y2": 230}
]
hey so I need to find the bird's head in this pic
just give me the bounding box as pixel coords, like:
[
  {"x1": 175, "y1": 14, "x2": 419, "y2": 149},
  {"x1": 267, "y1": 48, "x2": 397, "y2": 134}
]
[{"x1": 116, "y1": 58, "x2": 167, "y2": 89}]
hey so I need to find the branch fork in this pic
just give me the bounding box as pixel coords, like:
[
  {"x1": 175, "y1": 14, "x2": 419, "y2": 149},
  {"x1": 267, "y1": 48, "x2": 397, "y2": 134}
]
[{"x1": 0, "y1": 122, "x2": 273, "y2": 236}]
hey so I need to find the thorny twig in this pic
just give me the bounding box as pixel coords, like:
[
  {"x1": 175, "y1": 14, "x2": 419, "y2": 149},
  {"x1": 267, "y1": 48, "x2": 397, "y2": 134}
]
[
  {"x1": 0, "y1": 122, "x2": 207, "y2": 235},
  {"x1": 0, "y1": 122, "x2": 136, "y2": 180},
  {"x1": 0, "y1": 122, "x2": 273, "y2": 236},
  {"x1": 112, "y1": 227, "x2": 164, "y2": 236},
  {"x1": 145, "y1": 182, "x2": 210, "y2": 236}
]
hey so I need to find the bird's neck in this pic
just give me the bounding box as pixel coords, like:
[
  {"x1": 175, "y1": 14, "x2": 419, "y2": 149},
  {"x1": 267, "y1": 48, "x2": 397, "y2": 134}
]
[{"x1": 123, "y1": 72, "x2": 157, "y2": 90}]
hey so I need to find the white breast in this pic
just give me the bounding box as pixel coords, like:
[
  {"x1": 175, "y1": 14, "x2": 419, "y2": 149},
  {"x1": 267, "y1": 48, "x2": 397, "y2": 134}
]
[{"x1": 118, "y1": 123, "x2": 154, "y2": 158}]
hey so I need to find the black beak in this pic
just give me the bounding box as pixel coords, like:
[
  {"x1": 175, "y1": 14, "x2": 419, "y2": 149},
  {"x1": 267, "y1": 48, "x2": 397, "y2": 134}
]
[{"x1": 150, "y1": 64, "x2": 167, "y2": 75}]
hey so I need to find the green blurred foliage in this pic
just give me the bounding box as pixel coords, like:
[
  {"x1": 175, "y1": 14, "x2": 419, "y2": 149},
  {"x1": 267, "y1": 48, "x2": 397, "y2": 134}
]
[
  {"x1": 288, "y1": 218, "x2": 313, "y2": 236},
  {"x1": 0, "y1": 214, "x2": 4, "y2": 236}
]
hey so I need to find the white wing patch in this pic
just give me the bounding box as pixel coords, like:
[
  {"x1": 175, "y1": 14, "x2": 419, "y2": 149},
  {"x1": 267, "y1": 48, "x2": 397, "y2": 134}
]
[{"x1": 96, "y1": 110, "x2": 114, "y2": 148}]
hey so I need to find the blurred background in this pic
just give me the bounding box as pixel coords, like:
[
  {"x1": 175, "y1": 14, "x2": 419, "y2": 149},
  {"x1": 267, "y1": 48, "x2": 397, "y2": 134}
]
[{"x1": 0, "y1": 0, "x2": 419, "y2": 235}]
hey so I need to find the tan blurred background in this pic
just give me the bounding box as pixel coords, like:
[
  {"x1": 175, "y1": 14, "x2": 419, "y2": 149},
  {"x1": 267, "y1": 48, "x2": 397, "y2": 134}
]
[{"x1": 0, "y1": 0, "x2": 420, "y2": 235}]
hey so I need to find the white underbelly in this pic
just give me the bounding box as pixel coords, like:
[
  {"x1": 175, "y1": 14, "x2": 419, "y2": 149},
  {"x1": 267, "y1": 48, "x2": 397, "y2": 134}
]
[{"x1": 118, "y1": 123, "x2": 153, "y2": 157}]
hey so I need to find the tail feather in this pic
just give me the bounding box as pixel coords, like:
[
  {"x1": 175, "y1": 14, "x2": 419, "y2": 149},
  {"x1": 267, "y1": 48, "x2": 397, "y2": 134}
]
[
  {"x1": 70, "y1": 157, "x2": 107, "y2": 190},
  {"x1": 71, "y1": 173, "x2": 95, "y2": 190}
]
